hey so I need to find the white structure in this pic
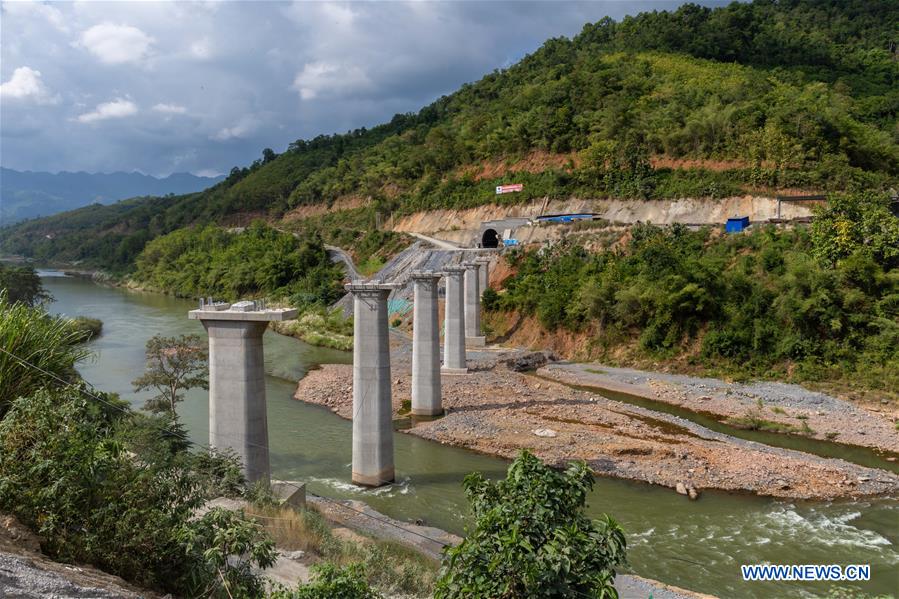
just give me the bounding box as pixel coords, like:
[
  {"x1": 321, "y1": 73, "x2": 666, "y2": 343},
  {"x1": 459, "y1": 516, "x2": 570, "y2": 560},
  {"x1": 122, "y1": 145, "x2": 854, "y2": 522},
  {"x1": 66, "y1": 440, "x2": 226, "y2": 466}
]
[
  {"x1": 189, "y1": 301, "x2": 298, "y2": 484},
  {"x1": 346, "y1": 281, "x2": 400, "y2": 486},
  {"x1": 410, "y1": 271, "x2": 443, "y2": 416}
]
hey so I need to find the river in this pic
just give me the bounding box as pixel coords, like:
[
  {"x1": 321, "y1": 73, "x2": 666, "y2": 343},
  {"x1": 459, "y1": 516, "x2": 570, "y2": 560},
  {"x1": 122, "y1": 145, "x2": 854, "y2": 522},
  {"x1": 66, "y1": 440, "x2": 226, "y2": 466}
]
[{"x1": 42, "y1": 273, "x2": 898, "y2": 598}]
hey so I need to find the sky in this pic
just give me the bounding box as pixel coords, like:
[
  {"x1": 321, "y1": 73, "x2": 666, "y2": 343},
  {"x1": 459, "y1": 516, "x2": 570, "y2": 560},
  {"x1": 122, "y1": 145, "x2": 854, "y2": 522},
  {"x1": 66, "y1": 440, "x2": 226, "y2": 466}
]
[{"x1": 1, "y1": 0, "x2": 720, "y2": 177}]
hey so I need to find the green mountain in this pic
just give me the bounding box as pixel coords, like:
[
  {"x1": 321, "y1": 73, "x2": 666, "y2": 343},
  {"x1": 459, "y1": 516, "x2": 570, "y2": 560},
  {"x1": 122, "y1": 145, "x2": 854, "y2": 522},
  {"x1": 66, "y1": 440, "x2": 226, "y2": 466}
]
[{"x1": 2, "y1": 0, "x2": 897, "y2": 272}]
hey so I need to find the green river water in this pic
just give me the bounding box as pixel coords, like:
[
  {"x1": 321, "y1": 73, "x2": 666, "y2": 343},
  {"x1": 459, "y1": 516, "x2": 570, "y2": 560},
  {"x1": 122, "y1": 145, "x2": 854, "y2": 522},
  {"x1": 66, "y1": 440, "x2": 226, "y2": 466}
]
[{"x1": 42, "y1": 273, "x2": 898, "y2": 598}]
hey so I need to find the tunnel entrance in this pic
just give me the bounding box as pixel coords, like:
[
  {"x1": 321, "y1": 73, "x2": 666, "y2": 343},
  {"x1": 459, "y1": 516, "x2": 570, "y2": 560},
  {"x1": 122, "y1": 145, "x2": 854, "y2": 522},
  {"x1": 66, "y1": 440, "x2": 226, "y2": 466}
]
[{"x1": 481, "y1": 228, "x2": 499, "y2": 248}]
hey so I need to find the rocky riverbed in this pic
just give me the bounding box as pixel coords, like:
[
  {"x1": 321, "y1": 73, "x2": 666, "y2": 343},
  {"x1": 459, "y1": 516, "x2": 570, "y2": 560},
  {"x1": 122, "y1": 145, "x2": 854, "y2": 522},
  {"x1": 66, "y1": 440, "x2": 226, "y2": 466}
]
[
  {"x1": 294, "y1": 345, "x2": 899, "y2": 500},
  {"x1": 539, "y1": 362, "x2": 899, "y2": 454}
]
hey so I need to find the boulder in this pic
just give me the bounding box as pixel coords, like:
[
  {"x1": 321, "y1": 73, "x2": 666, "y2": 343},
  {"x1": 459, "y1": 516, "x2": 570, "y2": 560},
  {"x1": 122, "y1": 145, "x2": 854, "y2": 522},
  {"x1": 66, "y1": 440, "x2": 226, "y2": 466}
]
[{"x1": 503, "y1": 350, "x2": 558, "y2": 372}]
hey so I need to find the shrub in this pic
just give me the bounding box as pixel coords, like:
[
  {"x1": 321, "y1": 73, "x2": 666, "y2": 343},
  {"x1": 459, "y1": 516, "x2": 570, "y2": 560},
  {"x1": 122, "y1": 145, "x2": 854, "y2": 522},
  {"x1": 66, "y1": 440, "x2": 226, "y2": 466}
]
[
  {"x1": 273, "y1": 563, "x2": 381, "y2": 599},
  {"x1": 0, "y1": 293, "x2": 90, "y2": 419},
  {"x1": 67, "y1": 316, "x2": 103, "y2": 342},
  {"x1": 435, "y1": 450, "x2": 626, "y2": 599},
  {"x1": 0, "y1": 385, "x2": 276, "y2": 596}
]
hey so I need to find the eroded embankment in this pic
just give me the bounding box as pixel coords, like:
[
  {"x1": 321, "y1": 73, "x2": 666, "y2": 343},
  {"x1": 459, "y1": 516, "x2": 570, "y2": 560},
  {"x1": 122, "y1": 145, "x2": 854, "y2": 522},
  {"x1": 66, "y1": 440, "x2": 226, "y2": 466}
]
[
  {"x1": 293, "y1": 344, "x2": 899, "y2": 501},
  {"x1": 390, "y1": 195, "x2": 816, "y2": 245}
]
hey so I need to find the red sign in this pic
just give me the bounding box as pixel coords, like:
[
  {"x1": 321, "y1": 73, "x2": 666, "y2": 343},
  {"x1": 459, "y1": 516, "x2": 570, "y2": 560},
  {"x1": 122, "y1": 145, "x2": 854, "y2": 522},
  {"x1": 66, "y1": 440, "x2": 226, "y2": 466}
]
[{"x1": 496, "y1": 183, "x2": 524, "y2": 194}]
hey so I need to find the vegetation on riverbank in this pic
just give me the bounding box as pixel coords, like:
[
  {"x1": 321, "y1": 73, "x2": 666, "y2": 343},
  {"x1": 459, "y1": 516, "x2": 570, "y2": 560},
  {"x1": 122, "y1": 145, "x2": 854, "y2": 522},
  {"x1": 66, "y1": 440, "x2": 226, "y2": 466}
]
[
  {"x1": 271, "y1": 306, "x2": 353, "y2": 351},
  {"x1": 488, "y1": 192, "x2": 899, "y2": 399},
  {"x1": 66, "y1": 316, "x2": 103, "y2": 341},
  {"x1": 132, "y1": 222, "x2": 344, "y2": 307},
  {"x1": 2, "y1": 0, "x2": 895, "y2": 275}
]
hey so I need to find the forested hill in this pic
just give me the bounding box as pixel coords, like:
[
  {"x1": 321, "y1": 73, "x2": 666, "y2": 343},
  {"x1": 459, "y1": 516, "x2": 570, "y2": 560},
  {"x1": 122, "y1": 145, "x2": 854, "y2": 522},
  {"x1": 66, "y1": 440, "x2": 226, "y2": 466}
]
[{"x1": 2, "y1": 0, "x2": 897, "y2": 271}]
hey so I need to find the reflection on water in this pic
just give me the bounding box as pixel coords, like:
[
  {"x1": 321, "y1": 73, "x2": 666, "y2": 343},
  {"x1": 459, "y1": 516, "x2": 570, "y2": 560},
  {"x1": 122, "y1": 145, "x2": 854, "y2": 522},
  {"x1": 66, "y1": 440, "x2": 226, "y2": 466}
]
[{"x1": 43, "y1": 274, "x2": 899, "y2": 598}]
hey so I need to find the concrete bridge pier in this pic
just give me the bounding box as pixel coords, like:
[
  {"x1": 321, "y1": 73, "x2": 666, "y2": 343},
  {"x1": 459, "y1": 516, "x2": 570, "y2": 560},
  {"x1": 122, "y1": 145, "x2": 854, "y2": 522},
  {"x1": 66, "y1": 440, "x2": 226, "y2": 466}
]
[
  {"x1": 476, "y1": 256, "x2": 491, "y2": 296},
  {"x1": 411, "y1": 271, "x2": 443, "y2": 416},
  {"x1": 463, "y1": 262, "x2": 486, "y2": 347},
  {"x1": 442, "y1": 265, "x2": 468, "y2": 374},
  {"x1": 189, "y1": 301, "x2": 298, "y2": 485},
  {"x1": 346, "y1": 281, "x2": 399, "y2": 487}
]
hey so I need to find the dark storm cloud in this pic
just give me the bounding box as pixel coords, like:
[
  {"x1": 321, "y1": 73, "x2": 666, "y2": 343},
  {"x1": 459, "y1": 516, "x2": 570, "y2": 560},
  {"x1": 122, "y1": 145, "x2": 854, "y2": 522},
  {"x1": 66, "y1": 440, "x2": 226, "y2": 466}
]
[{"x1": 0, "y1": 1, "x2": 720, "y2": 176}]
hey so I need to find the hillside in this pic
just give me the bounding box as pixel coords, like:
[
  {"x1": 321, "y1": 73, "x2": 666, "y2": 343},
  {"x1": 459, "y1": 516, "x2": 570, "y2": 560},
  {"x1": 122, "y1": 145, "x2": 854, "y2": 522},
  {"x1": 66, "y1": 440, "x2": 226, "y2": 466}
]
[
  {"x1": 1, "y1": 0, "x2": 897, "y2": 271},
  {"x1": 0, "y1": 168, "x2": 223, "y2": 226}
]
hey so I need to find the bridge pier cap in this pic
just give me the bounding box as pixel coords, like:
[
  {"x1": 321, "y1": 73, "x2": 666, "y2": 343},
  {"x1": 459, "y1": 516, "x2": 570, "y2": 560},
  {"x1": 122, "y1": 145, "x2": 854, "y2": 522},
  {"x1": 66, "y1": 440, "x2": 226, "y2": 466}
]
[
  {"x1": 189, "y1": 302, "x2": 298, "y2": 486},
  {"x1": 345, "y1": 280, "x2": 401, "y2": 487}
]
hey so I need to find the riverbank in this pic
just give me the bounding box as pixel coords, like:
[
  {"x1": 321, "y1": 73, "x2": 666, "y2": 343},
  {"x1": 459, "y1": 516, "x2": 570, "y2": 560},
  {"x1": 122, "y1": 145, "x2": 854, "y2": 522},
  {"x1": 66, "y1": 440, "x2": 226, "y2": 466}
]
[
  {"x1": 538, "y1": 362, "x2": 899, "y2": 455},
  {"x1": 294, "y1": 343, "x2": 899, "y2": 500}
]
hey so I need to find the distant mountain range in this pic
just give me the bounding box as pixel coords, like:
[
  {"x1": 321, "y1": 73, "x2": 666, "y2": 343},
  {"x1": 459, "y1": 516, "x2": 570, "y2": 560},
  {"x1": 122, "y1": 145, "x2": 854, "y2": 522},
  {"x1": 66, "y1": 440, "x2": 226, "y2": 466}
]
[{"x1": 0, "y1": 168, "x2": 224, "y2": 225}]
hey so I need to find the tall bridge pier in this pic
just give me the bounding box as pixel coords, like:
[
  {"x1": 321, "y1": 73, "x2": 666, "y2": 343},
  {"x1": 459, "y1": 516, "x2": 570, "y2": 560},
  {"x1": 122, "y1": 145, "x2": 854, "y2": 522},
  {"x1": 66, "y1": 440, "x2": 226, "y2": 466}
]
[
  {"x1": 442, "y1": 265, "x2": 468, "y2": 374},
  {"x1": 410, "y1": 271, "x2": 443, "y2": 416},
  {"x1": 463, "y1": 262, "x2": 485, "y2": 346},
  {"x1": 346, "y1": 281, "x2": 399, "y2": 487},
  {"x1": 189, "y1": 301, "x2": 298, "y2": 485}
]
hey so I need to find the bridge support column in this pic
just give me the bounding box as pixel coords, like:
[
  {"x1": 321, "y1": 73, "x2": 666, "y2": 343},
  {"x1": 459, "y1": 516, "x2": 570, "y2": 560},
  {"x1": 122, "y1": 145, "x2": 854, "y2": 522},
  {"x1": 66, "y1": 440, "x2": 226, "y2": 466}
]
[
  {"x1": 346, "y1": 281, "x2": 399, "y2": 487},
  {"x1": 189, "y1": 302, "x2": 298, "y2": 485},
  {"x1": 442, "y1": 265, "x2": 468, "y2": 374},
  {"x1": 411, "y1": 271, "x2": 442, "y2": 416},
  {"x1": 464, "y1": 262, "x2": 485, "y2": 346},
  {"x1": 476, "y1": 256, "x2": 491, "y2": 296}
]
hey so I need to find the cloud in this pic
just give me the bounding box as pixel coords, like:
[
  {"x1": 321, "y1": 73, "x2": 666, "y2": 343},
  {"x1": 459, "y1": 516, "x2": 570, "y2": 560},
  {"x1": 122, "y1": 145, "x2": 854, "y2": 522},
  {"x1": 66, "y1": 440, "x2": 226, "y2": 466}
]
[
  {"x1": 77, "y1": 23, "x2": 154, "y2": 65},
  {"x1": 1, "y1": 1, "x2": 68, "y2": 32},
  {"x1": 152, "y1": 103, "x2": 187, "y2": 114},
  {"x1": 292, "y1": 61, "x2": 372, "y2": 100},
  {"x1": 0, "y1": 66, "x2": 58, "y2": 104},
  {"x1": 2, "y1": 1, "x2": 714, "y2": 176},
  {"x1": 189, "y1": 38, "x2": 212, "y2": 59},
  {"x1": 212, "y1": 116, "x2": 259, "y2": 141},
  {"x1": 77, "y1": 99, "x2": 138, "y2": 123}
]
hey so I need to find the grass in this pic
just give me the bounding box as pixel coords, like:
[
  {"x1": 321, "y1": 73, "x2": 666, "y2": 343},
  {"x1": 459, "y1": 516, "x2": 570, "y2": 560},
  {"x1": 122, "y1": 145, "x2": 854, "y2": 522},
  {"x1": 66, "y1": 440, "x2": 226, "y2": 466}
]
[
  {"x1": 357, "y1": 256, "x2": 385, "y2": 277},
  {"x1": 245, "y1": 502, "x2": 438, "y2": 597},
  {"x1": 67, "y1": 316, "x2": 103, "y2": 342},
  {"x1": 271, "y1": 306, "x2": 353, "y2": 351},
  {"x1": 726, "y1": 416, "x2": 801, "y2": 433}
]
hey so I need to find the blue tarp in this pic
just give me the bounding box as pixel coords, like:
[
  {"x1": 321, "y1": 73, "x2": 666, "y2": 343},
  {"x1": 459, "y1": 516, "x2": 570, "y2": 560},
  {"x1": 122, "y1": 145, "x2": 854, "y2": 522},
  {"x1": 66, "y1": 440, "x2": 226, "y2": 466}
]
[
  {"x1": 726, "y1": 217, "x2": 750, "y2": 233},
  {"x1": 535, "y1": 213, "x2": 594, "y2": 223}
]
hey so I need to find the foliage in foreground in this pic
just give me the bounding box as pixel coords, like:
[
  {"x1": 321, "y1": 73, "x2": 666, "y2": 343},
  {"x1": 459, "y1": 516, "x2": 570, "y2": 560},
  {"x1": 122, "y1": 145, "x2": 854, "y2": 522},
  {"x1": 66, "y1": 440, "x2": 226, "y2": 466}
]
[
  {"x1": 272, "y1": 563, "x2": 381, "y2": 599},
  {"x1": 0, "y1": 293, "x2": 90, "y2": 419},
  {"x1": 0, "y1": 385, "x2": 275, "y2": 597},
  {"x1": 495, "y1": 193, "x2": 899, "y2": 394},
  {"x1": 435, "y1": 450, "x2": 626, "y2": 599}
]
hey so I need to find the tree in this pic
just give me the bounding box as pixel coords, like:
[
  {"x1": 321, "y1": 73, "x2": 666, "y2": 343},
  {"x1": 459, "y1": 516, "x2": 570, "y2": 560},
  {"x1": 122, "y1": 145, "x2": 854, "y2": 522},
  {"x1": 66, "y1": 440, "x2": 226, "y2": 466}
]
[
  {"x1": 435, "y1": 450, "x2": 627, "y2": 599},
  {"x1": 133, "y1": 334, "x2": 208, "y2": 418},
  {"x1": 176, "y1": 507, "x2": 277, "y2": 598},
  {"x1": 811, "y1": 192, "x2": 899, "y2": 268},
  {"x1": 0, "y1": 264, "x2": 51, "y2": 307}
]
